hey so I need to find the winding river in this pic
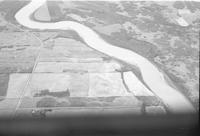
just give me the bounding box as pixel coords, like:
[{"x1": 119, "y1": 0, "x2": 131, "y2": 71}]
[{"x1": 15, "y1": 0, "x2": 195, "y2": 113}]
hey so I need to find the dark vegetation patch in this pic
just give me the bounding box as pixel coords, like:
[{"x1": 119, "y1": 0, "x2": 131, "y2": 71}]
[
  {"x1": 68, "y1": 98, "x2": 86, "y2": 107},
  {"x1": 184, "y1": 1, "x2": 200, "y2": 13},
  {"x1": 136, "y1": 96, "x2": 164, "y2": 106},
  {"x1": 37, "y1": 97, "x2": 57, "y2": 107},
  {"x1": 67, "y1": 96, "x2": 117, "y2": 107},
  {"x1": 173, "y1": 46, "x2": 198, "y2": 59},
  {"x1": 64, "y1": 8, "x2": 88, "y2": 19},
  {"x1": 139, "y1": 4, "x2": 170, "y2": 26},
  {"x1": 98, "y1": 30, "x2": 160, "y2": 61},
  {"x1": 161, "y1": 25, "x2": 182, "y2": 36},
  {"x1": 55, "y1": 30, "x2": 84, "y2": 43},
  {"x1": 173, "y1": 1, "x2": 185, "y2": 9},
  {"x1": 0, "y1": 63, "x2": 33, "y2": 74},
  {"x1": 47, "y1": 1, "x2": 65, "y2": 22},
  {"x1": 171, "y1": 39, "x2": 198, "y2": 61},
  {"x1": 0, "y1": 45, "x2": 14, "y2": 50},
  {"x1": 121, "y1": 1, "x2": 139, "y2": 17},
  {"x1": 62, "y1": 1, "x2": 129, "y2": 25},
  {"x1": 34, "y1": 89, "x2": 70, "y2": 98},
  {"x1": 16, "y1": 48, "x2": 26, "y2": 51},
  {"x1": 123, "y1": 1, "x2": 171, "y2": 27},
  {"x1": 165, "y1": 70, "x2": 199, "y2": 110},
  {"x1": 36, "y1": 96, "x2": 125, "y2": 108},
  {"x1": 62, "y1": 69, "x2": 88, "y2": 73},
  {"x1": 0, "y1": 74, "x2": 9, "y2": 96},
  {"x1": 0, "y1": 0, "x2": 28, "y2": 23},
  {"x1": 139, "y1": 18, "x2": 161, "y2": 32},
  {"x1": 0, "y1": 44, "x2": 30, "y2": 51},
  {"x1": 31, "y1": 109, "x2": 52, "y2": 118},
  {"x1": 0, "y1": 97, "x2": 4, "y2": 101}
]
